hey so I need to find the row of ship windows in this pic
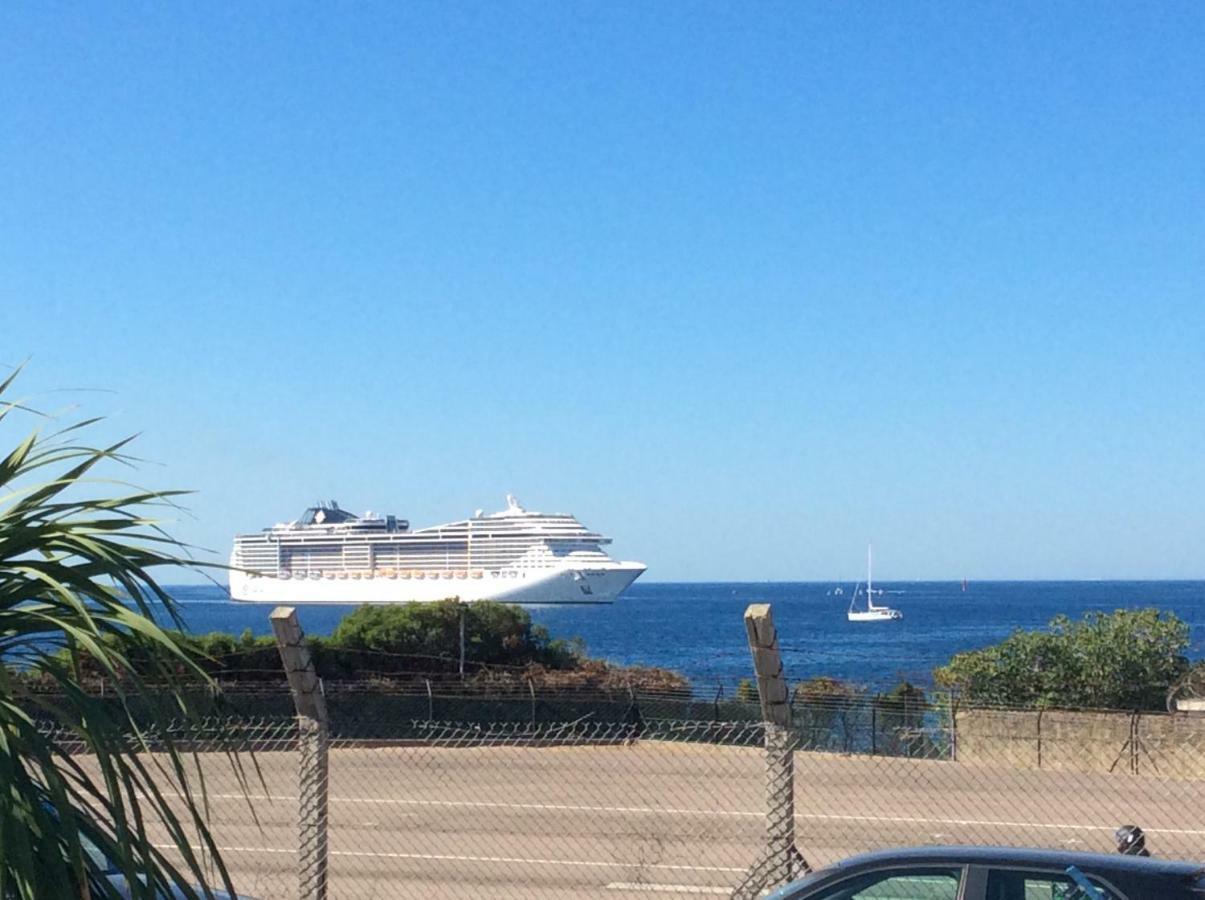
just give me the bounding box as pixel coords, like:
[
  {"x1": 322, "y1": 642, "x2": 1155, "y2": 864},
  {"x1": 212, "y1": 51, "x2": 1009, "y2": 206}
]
[
  {"x1": 246, "y1": 535, "x2": 601, "y2": 546},
  {"x1": 249, "y1": 569, "x2": 534, "y2": 581},
  {"x1": 237, "y1": 549, "x2": 602, "y2": 563},
  {"x1": 235, "y1": 548, "x2": 608, "y2": 564}
]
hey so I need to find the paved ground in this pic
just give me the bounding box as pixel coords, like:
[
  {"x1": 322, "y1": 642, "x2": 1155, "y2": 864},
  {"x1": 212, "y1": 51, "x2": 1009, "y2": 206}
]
[{"x1": 141, "y1": 741, "x2": 1205, "y2": 899}]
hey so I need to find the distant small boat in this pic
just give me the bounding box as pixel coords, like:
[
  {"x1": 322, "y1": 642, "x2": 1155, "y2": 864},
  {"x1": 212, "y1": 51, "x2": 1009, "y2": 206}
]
[
  {"x1": 961, "y1": 578, "x2": 968, "y2": 592},
  {"x1": 847, "y1": 545, "x2": 902, "y2": 622}
]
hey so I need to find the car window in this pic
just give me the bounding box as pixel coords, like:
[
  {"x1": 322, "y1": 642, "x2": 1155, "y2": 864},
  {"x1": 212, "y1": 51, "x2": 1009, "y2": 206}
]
[
  {"x1": 78, "y1": 830, "x2": 118, "y2": 875},
  {"x1": 985, "y1": 870, "x2": 1124, "y2": 900},
  {"x1": 807, "y1": 867, "x2": 962, "y2": 899}
]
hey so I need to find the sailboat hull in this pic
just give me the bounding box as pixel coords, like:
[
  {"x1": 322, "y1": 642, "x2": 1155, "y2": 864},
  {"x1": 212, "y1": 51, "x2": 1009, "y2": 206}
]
[{"x1": 847, "y1": 609, "x2": 903, "y2": 622}]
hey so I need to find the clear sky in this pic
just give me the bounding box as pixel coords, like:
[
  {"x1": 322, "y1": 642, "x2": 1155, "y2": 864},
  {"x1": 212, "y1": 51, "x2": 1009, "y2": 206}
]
[{"x1": 2, "y1": 3, "x2": 1203, "y2": 581}]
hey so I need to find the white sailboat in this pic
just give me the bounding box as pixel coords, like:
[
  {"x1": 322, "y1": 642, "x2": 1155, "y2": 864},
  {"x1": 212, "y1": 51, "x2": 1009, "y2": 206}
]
[{"x1": 847, "y1": 545, "x2": 902, "y2": 622}]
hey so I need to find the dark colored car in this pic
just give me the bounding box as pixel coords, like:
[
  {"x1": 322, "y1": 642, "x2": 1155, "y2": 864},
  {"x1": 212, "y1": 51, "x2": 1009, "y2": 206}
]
[
  {"x1": 765, "y1": 846, "x2": 1205, "y2": 900},
  {"x1": 81, "y1": 830, "x2": 253, "y2": 900},
  {"x1": 101, "y1": 874, "x2": 249, "y2": 900}
]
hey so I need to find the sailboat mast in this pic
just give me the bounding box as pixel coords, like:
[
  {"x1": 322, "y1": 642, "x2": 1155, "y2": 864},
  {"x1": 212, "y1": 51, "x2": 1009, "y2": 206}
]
[{"x1": 867, "y1": 544, "x2": 873, "y2": 595}]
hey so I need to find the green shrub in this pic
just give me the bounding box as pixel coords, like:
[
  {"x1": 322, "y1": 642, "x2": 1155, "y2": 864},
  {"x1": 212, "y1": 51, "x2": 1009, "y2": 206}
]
[
  {"x1": 330, "y1": 598, "x2": 581, "y2": 671},
  {"x1": 934, "y1": 608, "x2": 1190, "y2": 710},
  {"x1": 736, "y1": 678, "x2": 757, "y2": 703}
]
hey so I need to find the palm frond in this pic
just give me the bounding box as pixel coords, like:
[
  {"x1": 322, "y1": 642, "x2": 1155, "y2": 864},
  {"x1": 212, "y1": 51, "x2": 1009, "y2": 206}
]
[{"x1": 0, "y1": 370, "x2": 244, "y2": 900}]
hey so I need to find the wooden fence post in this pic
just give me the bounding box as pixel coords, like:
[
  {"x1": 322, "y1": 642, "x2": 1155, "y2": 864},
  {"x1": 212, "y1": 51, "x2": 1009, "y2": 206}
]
[
  {"x1": 270, "y1": 607, "x2": 329, "y2": 900},
  {"x1": 731, "y1": 604, "x2": 808, "y2": 899}
]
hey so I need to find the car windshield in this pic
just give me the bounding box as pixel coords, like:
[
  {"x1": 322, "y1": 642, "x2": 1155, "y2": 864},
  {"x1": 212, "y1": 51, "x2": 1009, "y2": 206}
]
[
  {"x1": 78, "y1": 830, "x2": 119, "y2": 875},
  {"x1": 793, "y1": 867, "x2": 963, "y2": 899},
  {"x1": 985, "y1": 868, "x2": 1131, "y2": 900},
  {"x1": 764, "y1": 870, "x2": 829, "y2": 898}
]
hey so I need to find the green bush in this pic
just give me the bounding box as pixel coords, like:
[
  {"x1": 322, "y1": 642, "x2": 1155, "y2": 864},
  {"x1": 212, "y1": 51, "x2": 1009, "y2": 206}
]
[
  {"x1": 329, "y1": 598, "x2": 581, "y2": 671},
  {"x1": 37, "y1": 599, "x2": 592, "y2": 685},
  {"x1": 934, "y1": 608, "x2": 1191, "y2": 711},
  {"x1": 736, "y1": 678, "x2": 757, "y2": 703},
  {"x1": 792, "y1": 676, "x2": 865, "y2": 751}
]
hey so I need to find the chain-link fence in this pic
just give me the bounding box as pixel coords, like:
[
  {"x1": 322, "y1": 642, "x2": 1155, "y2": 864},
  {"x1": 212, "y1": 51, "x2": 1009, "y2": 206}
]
[
  {"x1": 46, "y1": 691, "x2": 1205, "y2": 900},
  {"x1": 787, "y1": 699, "x2": 1205, "y2": 864}
]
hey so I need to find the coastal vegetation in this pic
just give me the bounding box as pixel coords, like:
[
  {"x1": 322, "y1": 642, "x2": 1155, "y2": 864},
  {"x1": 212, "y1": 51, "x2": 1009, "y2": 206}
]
[
  {"x1": 55, "y1": 602, "x2": 1190, "y2": 718},
  {"x1": 0, "y1": 370, "x2": 238, "y2": 899},
  {"x1": 37, "y1": 599, "x2": 690, "y2": 696},
  {"x1": 790, "y1": 676, "x2": 935, "y2": 754},
  {"x1": 743, "y1": 609, "x2": 1196, "y2": 720},
  {"x1": 934, "y1": 608, "x2": 1192, "y2": 711}
]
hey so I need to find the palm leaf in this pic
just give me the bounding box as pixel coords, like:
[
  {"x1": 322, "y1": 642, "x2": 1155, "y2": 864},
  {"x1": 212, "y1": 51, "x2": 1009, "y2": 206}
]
[{"x1": 0, "y1": 368, "x2": 245, "y2": 899}]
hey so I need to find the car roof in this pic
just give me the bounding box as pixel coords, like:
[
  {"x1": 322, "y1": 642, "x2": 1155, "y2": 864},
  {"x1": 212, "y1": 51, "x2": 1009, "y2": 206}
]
[{"x1": 828, "y1": 845, "x2": 1205, "y2": 878}]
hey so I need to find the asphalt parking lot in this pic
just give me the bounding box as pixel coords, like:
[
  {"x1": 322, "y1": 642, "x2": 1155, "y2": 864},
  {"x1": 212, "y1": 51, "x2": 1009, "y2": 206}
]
[{"x1": 138, "y1": 740, "x2": 1205, "y2": 898}]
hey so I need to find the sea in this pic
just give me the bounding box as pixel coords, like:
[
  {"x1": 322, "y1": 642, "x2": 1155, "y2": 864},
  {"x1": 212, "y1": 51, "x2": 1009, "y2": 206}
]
[{"x1": 164, "y1": 580, "x2": 1205, "y2": 692}]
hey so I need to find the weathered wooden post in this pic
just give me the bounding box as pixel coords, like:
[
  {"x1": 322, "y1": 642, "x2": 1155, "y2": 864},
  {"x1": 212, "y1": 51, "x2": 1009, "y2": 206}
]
[
  {"x1": 270, "y1": 607, "x2": 329, "y2": 900},
  {"x1": 731, "y1": 603, "x2": 808, "y2": 899}
]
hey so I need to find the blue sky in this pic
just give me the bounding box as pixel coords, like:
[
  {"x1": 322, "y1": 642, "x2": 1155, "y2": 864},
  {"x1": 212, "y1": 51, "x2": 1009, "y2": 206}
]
[{"x1": 2, "y1": 2, "x2": 1203, "y2": 581}]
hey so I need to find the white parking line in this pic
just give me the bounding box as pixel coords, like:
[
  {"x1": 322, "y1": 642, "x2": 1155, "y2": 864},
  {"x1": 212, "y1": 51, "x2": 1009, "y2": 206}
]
[
  {"x1": 605, "y1": 883, "x2": 731, "y2": 894},
  {"x1": 335, "y1": 850, "x2": 745, "y2": 874},
  {"x1": 185, "y1": 793, "x2": 1205, "y2": 837},
  {"x1": 337, "y1": 796, "x2": 761, "y2": 818},
  {"x1": 174, "y1": 792, "x2": 761, "y2": 818},
  {"x1": 799, "y1": 812, "x2": 1205, "y2": 836},
  {"x1": 155, "y1": 844, "x2": 293, "y2": 855},
  {"x1": 154, "y1": 844, "x2": 744, "y2": 874}
]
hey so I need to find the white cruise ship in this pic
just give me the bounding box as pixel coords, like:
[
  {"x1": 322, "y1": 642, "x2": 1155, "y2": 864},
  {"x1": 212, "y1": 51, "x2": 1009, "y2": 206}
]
[{"x1": 229, "y1": 495, "x2": 646, "y2": 606}]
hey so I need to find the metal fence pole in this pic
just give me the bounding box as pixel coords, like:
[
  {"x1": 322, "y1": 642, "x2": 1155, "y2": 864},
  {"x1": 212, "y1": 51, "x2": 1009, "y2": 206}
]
[
  {"x1": 298, "y1": 715, "x2": 330, "y2": 900},
  {"x1": 270, "y1": 606, "x2": 330, "y2": 900},
  {"x1": 1036, "y1": 708, "x2": 1043, "y2": 769},
  {"x1": 1130, "y1": 712, "x2": 1139, "y2": 775},
  {"x1": 459, "y1": 601, "x2": 466, "y2": 681},
  {"x1": 949, "y1": 691, "x2": 959, "y2": 762},
  {"x1": 731, "y1": 603, "x2": 808, "y2": 900},
  {"x1": 763, "y1": 722, "x2": 802, "y2": 882},
  {"x1": 871, "y1": 698, "x2": 877, "y2": 755}
]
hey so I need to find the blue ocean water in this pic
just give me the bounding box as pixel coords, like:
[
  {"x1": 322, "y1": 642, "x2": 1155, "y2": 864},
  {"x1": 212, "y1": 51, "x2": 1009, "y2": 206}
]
[{"x1": 164, "y1": 581, "x2": 1205, "y2": 690}]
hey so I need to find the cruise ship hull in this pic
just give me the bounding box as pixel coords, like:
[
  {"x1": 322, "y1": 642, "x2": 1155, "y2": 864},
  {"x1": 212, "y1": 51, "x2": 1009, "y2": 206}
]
[{"x1": 229, "y1": 561, "x2": 645, "y2": 606}]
